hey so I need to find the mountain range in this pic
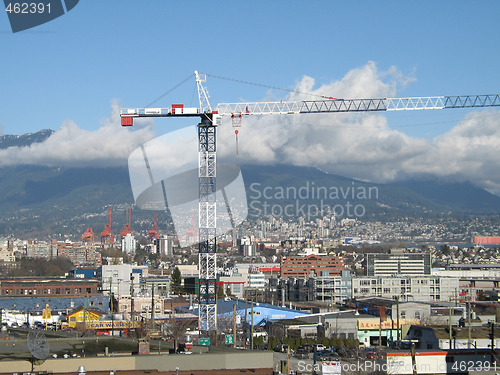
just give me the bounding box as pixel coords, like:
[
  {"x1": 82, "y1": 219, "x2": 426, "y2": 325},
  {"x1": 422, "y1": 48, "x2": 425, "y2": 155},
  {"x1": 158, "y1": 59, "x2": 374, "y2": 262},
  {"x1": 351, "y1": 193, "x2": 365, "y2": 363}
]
[{"x1": 1, "y1": 130, "x2": 499, "y2": 239}]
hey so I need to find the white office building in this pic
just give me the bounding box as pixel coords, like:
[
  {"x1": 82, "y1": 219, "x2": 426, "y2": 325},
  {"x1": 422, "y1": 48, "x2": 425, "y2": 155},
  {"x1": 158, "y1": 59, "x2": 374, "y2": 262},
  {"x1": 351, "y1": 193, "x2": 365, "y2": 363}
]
[
  {"x1": 352, "y1": 275, "x2": 459, "y2": 302},
  {"x1": 158, "y1": 235, "x2": 174, "y2": 257},
  {"x1": 99, "y1": 264, "x2": 146, "y2": 297},
  {"x1": 367, "y1": 253, "x2": 432, "y2": 276},
  {"x1": 121, "y1": 233, "x2": 136, "y2": 255}
]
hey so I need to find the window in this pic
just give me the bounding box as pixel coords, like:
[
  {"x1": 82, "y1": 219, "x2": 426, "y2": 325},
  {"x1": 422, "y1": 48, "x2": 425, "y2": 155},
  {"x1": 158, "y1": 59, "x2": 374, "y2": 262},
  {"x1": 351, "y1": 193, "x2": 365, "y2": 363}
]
[
  {"x1": 56, "y1": 288, "x2": 60, "y2": 295},
  {"x1": 415, "y1": 311, "x2": 421, "y2": 319},
  {"x1": 401, "y1": 311, "x2": 406, "y2": 319}
]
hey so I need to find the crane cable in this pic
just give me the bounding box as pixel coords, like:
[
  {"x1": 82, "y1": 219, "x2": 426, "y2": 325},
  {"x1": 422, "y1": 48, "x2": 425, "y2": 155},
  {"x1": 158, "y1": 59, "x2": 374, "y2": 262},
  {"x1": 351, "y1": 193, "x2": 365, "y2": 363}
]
[
  {"x1": 201, "y1": 72, "x2": 340, "y2": 101},
  {"x1": 144, "y1": 73, "x2": 194, "y2": 108}
]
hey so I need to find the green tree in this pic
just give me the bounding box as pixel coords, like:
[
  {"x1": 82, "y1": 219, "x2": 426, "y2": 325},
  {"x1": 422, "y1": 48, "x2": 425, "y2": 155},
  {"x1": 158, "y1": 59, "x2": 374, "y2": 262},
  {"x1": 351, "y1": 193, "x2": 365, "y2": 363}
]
[
  {"x1": 217, "y1": 284, "x2": 225, "y2": 299},
  {"x1": 440, "y1": 244, "x2": 451, "y2": 255},
  {"x1": 171, "y1": 267, "x2": 182, "y2": 294},
  {"x1": 268, "y1": 336, "x2": 279, "y2": 351},
  {"x1": 253, "y1": 335, "x2": 265, "y2": 349}
]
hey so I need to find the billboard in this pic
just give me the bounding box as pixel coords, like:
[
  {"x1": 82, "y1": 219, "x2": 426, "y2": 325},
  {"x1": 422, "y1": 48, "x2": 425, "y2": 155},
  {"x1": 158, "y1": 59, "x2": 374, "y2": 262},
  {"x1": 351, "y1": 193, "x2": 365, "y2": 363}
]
[{"x1": 85, "y1": 321, "x2": 141, "y2": 330}]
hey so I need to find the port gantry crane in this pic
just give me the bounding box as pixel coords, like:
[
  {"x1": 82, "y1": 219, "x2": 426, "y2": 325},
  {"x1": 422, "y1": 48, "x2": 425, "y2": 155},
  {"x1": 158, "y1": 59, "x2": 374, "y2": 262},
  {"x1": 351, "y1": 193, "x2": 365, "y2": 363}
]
[
  {"x1": 120, "y1": 71, "x2": 500, "y2": 334},
  {"x1": 148, "y1": 212, "x2": 159, "y2": 242},
  {"x1": 100, "y1": 207, "x2": 113, "y2": 247},
  {"x1": 120, "y1": 207, "x2": 133, "y2": 239}
]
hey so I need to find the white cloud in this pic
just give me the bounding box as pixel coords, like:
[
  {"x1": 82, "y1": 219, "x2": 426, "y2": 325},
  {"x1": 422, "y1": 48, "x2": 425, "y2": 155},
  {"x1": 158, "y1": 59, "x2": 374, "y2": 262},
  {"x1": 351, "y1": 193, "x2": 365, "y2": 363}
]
[
  {"x1": 217, "y1": 62, "x2": 500, "y2": 194},
  {"x1": 0, "y1": 100, "x2": 156, "y2": 168},
  {"x1": 2, "y1": 63, "x2": 500, "y2": 196}
]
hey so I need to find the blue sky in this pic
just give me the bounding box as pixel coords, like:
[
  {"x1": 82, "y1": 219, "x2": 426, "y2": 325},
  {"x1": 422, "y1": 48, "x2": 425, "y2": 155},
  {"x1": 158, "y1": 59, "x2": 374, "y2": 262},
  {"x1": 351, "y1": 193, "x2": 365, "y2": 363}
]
[
  {"x1": 1, "y1": 1, "x2": 499, "y2": 136},
  {"x1": 1, "y1": 1, "x2": 500, "y2": 192}
]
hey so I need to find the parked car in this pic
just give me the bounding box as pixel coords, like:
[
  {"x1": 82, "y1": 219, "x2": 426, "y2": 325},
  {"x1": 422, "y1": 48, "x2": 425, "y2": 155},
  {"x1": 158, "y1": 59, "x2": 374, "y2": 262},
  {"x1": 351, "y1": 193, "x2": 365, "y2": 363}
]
[
  {"x1": 298, "y1": 343, "x2": 314, "y2": 353},
  {"x1": 314, "y1": 344, "x2": 326, "y2": 352},
  {"x1": 274, "y1": 344, "x2": 289, "y2": 353},
  {"x1": 318, "y1": 352, "x2": 340, "y2": 361},
  {"x1": 294, "y1": 349, "x2": 309, "y2": 359}
]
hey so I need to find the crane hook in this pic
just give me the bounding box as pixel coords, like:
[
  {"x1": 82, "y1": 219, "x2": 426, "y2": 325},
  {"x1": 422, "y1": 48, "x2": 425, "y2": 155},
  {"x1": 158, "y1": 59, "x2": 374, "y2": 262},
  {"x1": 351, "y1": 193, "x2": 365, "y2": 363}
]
[{"x1": 235, "y1": 130, "x2": 239, "y2": 155}]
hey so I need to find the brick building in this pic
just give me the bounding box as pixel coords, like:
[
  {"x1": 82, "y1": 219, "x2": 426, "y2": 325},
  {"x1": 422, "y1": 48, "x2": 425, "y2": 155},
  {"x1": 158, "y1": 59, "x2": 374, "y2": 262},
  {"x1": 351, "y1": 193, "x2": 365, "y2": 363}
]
[
  {"x1": 0, "y1": 278, "x2": 101, "y2": 297},
  {"x1": 57, "y1": 243, "x2": 102, "y2": 267},
  {"x1": 280, "y1": 254, "x2": 344, "y2": 278}
]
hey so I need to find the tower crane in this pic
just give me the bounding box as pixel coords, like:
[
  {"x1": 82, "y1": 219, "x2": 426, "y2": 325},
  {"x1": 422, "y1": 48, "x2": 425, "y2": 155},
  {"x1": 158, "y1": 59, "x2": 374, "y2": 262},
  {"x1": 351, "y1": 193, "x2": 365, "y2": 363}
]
[{"x1": 120, "y1": 71, "x2": 500, "y2": 334}]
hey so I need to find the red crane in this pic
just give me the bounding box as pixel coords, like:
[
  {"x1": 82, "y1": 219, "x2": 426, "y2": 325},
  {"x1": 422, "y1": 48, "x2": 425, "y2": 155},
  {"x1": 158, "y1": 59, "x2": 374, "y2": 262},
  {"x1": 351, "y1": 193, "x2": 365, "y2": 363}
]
[
  {"x1": 100, "y1": 207, "x2": 113, "y2": 246},
  {"x1": 148, "y1": 212, "x2": 159, "y2": 241},
  {"x1": 120, "y1": 208, "x2": 132, "y2": 238},
  {"x1": 185, "y1": 211, "x2": 196, "y2": 244},
  {"x1": 82, "y1": 227, "x2": 95, "y2": 246}
]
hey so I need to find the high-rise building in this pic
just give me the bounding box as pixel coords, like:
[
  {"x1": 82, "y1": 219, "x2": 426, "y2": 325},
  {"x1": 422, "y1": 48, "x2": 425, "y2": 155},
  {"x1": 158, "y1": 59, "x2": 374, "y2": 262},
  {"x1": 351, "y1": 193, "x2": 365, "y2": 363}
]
[
  {"x1": 158, "y1": 235, "x2": 173, "y2": 257},
  {"x1": 121, "y1": 233, "x2": 136, "y2": 255},
  {"x1": 366, "y1": 253, "x2": 431, "y2": 276}
]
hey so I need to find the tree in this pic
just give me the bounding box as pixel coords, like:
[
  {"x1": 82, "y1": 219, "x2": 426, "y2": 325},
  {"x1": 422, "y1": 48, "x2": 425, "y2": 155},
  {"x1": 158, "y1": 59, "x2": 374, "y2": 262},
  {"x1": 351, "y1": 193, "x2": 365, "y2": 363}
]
[
  {"x1": 440, "y1": 244, "x2": 451, "y2": 255},
  {"x1": 217, "y1": 284, "x2": 225, "y2": 299},
  {"x1": 171, "y1": 267, "x2": 182, "y2": 294},
  {"x1": 163, "y1": 313, "x2": 195, "y2": 342},
  {"x1": 268, "y1": 336, "x2": 279, "y2": 351}
]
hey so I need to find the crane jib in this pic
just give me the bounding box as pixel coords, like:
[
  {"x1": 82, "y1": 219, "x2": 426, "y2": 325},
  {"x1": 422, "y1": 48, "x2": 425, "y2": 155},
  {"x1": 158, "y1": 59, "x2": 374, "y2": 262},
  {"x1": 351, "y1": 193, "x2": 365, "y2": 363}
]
[{"x1": 119, "y1": 95, "x2": 500, "y2": 125}]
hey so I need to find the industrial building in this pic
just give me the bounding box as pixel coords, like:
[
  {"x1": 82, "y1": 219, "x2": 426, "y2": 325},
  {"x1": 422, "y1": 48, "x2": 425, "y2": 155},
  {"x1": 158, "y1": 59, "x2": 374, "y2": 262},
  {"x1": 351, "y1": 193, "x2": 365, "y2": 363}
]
[{"x1": 0, "y1": 278, "x2": 101, "y2": 298}]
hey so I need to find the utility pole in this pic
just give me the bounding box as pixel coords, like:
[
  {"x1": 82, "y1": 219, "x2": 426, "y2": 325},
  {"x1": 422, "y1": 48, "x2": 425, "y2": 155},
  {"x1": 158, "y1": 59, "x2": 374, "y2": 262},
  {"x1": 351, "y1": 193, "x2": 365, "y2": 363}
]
[
  {"x1": 83, "y1": 295, "x2": 86, "y2": 335},
  {"x1": 250, "y1": 298, "x2": 254, "y2": 350},
  {"x1": 378, "y1": 313, "x2": 382, "y2": 351},
  {"x1": 468, "y1": 300, "x2": 471, "y2": 349},
  {"x1": 411, "y1": 343, "x2": 418, "y2": 375},
  {"x1": 449, "y1": 296, "x2": 452, "y2": 350},
  {"x1": 109, "y1": 277, "x2": 114, "y2": 337},
  {"x1": 396, "y1": 296, "x2": 400, "y2": 346},
  {"x1": 244, "y1": 298, "x2": 248, "y2": 348},
  {"x1": 130, "y1": 274, "x2": 135, "y2": 321},
  {"x1": 151, "y1": 283, "x2": 155, "y2": 331},
  {"x1": 233, "y1": 303, "x2": 237, "y2": 348},
  {"x1": 490, "y1": 322, "x2": 495, "y2": 351}
]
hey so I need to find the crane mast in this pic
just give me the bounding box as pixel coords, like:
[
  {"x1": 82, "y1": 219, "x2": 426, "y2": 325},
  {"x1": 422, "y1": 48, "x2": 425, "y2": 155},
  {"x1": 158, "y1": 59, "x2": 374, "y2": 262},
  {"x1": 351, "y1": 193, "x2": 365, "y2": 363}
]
[{"x1": 120, "y1": 72, "x2": 500, "y2": 335}]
